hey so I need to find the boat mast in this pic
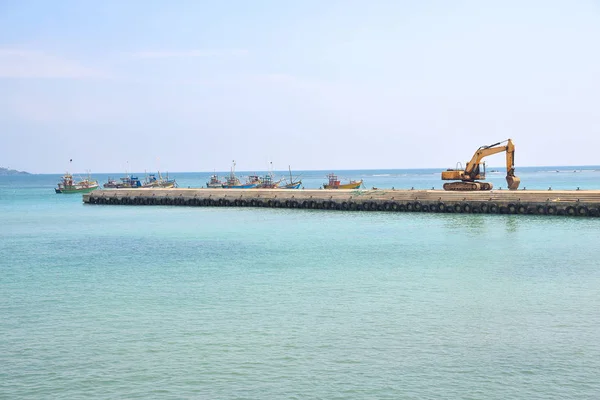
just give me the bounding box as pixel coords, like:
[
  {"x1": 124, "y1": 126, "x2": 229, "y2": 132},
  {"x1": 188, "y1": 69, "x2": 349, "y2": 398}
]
[
  {"x1": 228, "y1": 160, "x2": 236, "y2": 185},
  {"x1": 156, "y1": 156, "x2": 161, "y2": 181}
]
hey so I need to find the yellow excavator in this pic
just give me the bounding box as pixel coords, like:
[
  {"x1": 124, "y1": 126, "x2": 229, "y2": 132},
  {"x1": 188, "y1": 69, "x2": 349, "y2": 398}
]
[{"x1": 441, "y1": 139, "x2": 520, "y2": 191}]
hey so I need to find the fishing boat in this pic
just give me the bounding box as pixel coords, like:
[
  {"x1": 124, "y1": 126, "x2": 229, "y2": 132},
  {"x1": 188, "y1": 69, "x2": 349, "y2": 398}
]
[
  {"x1": 280, "y1": 181, "x2": 302, "y2": 189},
  {"x1": 323, "y1": 173, "x2": 362, "y2": 189},
  {"x1": 278, "y1": 166, "x2": 302, "y2": 189},
  {"x1": 104, "y1": 175, "x2": 142, "y2": 189},
  {"x1": 222, "y1": 161, "x2": 258, "y2": 188},
  {"x1": 142, "y1": 172, "x2": 176, "y2": 188},
  {"x1": 206, "y1": 173, "x2": 224, "y2": 188},
  {"x1": 255, "y1": 162, "x2": 280, "y2": 189},
  {"x1": 55, "y1": 173, "x2": 99, "y2": 193},
  {"x1": 257, "y1": 173, "x2": 280, "y2": 189},
  {"x1": 223, "y1": 175, "x2": 243, "y2": 188},
  {"x1": 224, "y1": 177, "x2": 258, "y2": 189},
  {"x1": 103, "y1": 177, "x2": 119, "y2": 188},
  {"x1": 246, "y1": 174, "x2": 262, "y2": 186}
]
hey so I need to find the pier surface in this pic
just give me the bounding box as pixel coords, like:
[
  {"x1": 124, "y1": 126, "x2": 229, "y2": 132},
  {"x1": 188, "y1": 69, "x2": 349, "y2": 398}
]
[{"x1": 83, "y1": 188, "x2": 600, "y2": 217}]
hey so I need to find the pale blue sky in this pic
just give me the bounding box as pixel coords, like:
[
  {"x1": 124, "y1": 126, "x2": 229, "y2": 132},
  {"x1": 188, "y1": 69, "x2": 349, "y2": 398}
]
[{"x1": 1, "y1": 0, "x2": 599, "y2": 173}]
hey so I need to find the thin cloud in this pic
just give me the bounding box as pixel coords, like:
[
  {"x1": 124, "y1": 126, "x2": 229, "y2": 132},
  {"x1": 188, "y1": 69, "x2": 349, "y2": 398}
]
[
  {"x1": 131, "y1": 49, "x2": 249, "y2": 58},
  {"x1": 0, "y1": 49, "x2": 106, "y2": 79}
]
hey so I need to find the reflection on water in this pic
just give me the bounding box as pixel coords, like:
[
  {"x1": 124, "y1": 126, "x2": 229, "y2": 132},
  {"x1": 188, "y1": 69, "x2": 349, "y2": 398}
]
[
  {"x1": 504, "y1": 215, "x2": 519, "y2": 233},
  {"x1": 441, "y1": 213, "x2": 490, "y2": 237}
]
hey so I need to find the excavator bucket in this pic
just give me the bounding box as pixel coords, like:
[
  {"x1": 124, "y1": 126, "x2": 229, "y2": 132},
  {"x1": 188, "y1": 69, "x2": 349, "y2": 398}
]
[{"x1": 506, "y1": 175, "x2": 520, "y2": 190}]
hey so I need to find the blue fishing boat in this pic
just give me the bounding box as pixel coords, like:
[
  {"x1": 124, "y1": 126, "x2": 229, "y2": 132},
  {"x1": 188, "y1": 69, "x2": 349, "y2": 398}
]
[
  {"x1": 224, "y1": 180, "x2": 257, "y2": 189},
  {"x1": 278, "y1": 166, "x2": 302, "y2": 189},
  {"x1": 222, "y1": 161, "x2": 258, "y2": 189},
  {"x1": 104, "y1": 175, "x2": 142, "y2": 189}
]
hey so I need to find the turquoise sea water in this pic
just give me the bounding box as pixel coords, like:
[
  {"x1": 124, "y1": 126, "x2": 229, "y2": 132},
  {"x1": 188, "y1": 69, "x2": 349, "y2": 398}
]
[{"x1": 1, "y1": 169, "x2": 599, "y2": 399}]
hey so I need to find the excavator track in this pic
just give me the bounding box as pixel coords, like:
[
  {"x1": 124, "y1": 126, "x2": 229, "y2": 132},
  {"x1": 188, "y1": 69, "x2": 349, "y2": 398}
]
[{"x1": 443, "y1": 181, "x2": 493, "y2": 191}]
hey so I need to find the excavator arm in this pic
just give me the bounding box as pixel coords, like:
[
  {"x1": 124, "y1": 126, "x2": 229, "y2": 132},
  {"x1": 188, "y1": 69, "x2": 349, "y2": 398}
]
[
  {"x1": 465, "y1": 142, "x2": 508, "y2": 176},
  {"x1": 503, "y1": 139, "x2": 519, "y2": 190}
]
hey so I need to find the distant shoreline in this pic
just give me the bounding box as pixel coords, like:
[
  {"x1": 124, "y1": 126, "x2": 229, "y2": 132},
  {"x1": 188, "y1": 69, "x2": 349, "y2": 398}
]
[{"x1": 0, "y1": 167, "x2": 30, "y2": 176}]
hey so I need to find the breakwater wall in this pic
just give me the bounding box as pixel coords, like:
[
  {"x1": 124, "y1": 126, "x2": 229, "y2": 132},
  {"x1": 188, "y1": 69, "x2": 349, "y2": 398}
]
[{"x1": 83, "y1": 188, "x2": 600, "y2": 217}]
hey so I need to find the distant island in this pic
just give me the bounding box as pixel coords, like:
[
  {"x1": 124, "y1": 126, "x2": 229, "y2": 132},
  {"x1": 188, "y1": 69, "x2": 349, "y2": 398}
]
[{"x1": 0, "y1": 167, "x2": 31, "y2": 176}]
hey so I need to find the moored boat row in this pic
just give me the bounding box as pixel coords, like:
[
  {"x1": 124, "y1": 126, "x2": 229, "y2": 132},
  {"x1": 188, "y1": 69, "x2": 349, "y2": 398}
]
[
  {"x1": 55, "y1": 161, "x2": 364, "y2": 193},
  {"x1": 205, "y1": 162, "x2": 303, "y2": 189},
  {"x1": 57, "y1": 171, "x2": 176, "y2": 194}
]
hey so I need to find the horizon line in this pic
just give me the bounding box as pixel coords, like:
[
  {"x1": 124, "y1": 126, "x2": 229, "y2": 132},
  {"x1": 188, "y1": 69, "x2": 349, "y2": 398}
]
[{"x1": 12, "y1": 164, "x2": 600, "y2": 175}]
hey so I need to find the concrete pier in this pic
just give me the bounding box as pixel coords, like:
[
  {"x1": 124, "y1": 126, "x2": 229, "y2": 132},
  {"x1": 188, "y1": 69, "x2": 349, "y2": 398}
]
[{"x1": 83, "y1": 188, "x2": 600, "y2": 217}]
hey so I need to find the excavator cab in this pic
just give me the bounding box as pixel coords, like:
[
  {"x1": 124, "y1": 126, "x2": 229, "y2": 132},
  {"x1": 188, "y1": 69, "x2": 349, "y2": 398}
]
[
  {"x1": 471, "y1": 162, "x2": 485, "y2": 180},
  {"x1": 441, "y1": 162, "x2": 486, "y2": 182}
]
